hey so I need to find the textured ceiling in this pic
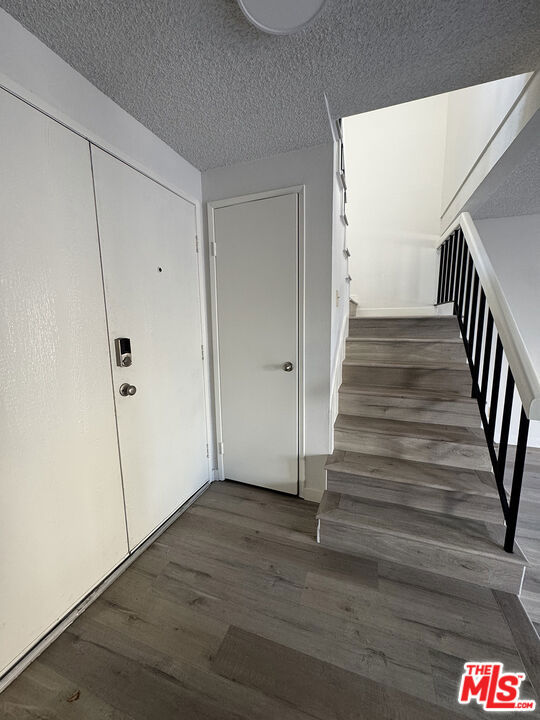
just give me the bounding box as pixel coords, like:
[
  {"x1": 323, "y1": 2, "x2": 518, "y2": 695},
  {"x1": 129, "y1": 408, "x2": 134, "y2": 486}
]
[
  {"x1": 1, "y1": 0, "x2": 540, "y2": 170},
  {"x1": 474, "y1": 141, "x2": 540, "y2": 220}
]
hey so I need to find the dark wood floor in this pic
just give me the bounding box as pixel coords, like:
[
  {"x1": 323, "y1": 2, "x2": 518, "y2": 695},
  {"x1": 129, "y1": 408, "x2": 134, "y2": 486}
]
[{"x1": 1, "y1": 480, "x2": 539, "y2": 719}]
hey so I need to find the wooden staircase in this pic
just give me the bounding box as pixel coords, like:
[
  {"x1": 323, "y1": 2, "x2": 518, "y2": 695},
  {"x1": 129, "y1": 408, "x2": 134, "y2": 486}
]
[{"x1": 317, "y1": 316, "x2": 527, "y2": 593}]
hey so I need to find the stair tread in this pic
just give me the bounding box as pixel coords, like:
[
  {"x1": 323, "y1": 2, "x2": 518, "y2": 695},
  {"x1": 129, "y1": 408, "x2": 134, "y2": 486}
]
[
  {"x1": 344, "y1": 339, "x2": 468, "y2": 369},
  {"x1": 326, "y1": 468, "x2": 502, "y2": 524},
  {"x1": 317, "y1": 491, "x2": 526, "y2": 565},
  {"x1": 339, "y1": 383, "x2": 477, "y2": 403},
  {"x1": 325, "y1": 450, "x2": 498, "y2": 497},
  {"x1": 335, "y1": 414, "x2": 486, "y2": 446}
]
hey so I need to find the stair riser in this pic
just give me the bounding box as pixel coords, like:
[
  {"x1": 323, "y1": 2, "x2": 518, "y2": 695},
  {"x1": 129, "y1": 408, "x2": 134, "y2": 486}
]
[
  {"x1": 342, "y1": 365, "x2": 471, "y2": 395},
  {"x1": 326, "y1": 470, "x2": 502, "y2": 524},
  {"x1": 339, "y1": 392, "x2": 481, "y2": 428},
  {"x1": 348, "y1": 318, "x2": 459, "y2": 341},
  {"x1": 326, "y1": 454, "x2": 497, "y2": 496},
  {"x1": 345, "y1": 340, "x2": 467, "y2": 368},
  {"x1": 318, "y1": 519, "x2": 525, "y2": 594},
  {"x1": 334, "y1": 429, "x2": 492, "y2": 471}
]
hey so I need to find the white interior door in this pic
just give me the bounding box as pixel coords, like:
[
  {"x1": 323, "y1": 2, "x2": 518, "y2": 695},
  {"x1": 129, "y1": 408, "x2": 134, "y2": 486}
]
[
  {"x1": 212, "y1": 192, "x2": 299, "y2": 494},
  {"x1": 0, "y1": 90, "x2": 128, "y2": 675},
  {"x1": 91, "y1": 147, "x2": 209, "y2": 550}
]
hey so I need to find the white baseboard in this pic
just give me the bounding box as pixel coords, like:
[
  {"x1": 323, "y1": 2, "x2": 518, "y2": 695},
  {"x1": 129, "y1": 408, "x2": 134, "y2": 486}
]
[
  {"x1": 354, "y1": 305, "x2": 437, "y2": 318},
  {"x1": 302, "y1": 486, "x2": 324, "y2": 503}
]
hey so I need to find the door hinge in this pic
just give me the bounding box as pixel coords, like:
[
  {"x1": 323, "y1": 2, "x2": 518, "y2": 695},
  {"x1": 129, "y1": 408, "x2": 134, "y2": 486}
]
[
  {"x1": 210, "y1": 241, "x2": 217, "y2": 257},
  {"x1": 206, "y1": 443, "x2": 209, "y2": 458},
  {"x1": 218, "y1": 442, "x2": 224, "y2": 455},
  {"x1": 195, "y1": 235, "x2": 199, "y2": 253},
  {"x1": 201, "y1": 344, "x2": 205, "y2": 360}
]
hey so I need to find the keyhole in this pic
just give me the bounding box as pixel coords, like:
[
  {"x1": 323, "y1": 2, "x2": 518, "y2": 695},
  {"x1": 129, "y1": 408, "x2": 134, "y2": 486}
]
[{"x1": 158, "y1": 267, "x2": 163, "y2": 273}]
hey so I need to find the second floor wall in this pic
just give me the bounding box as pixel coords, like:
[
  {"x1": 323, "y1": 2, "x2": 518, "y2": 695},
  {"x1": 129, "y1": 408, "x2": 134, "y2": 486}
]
[{"x1": 344, "y1": 70, "x2": 538, "y2": 315}]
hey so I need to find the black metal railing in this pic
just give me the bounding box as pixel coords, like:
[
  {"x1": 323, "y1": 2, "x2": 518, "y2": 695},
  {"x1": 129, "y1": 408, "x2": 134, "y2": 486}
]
[{"x1": 437, "y1": 226, "x2": 530, "y2": 553}]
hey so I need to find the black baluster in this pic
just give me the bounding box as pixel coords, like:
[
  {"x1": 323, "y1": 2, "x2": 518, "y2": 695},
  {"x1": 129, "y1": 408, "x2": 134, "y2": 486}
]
[
  {"x1": 441, "y1": 241, "x2": 449, "y2": 304},
  {"x1": 453, "y1": 229, "x2": 463, "y2": 315},
  {"x1": 437, "y1": 241, "x2": 444, "y2": 304},
  {"x1": 445, "y1": 233, "x2": 454, "y2": 303},
  {"x1": 449, "y1": 231, "x2": 458, "y2": 305}
]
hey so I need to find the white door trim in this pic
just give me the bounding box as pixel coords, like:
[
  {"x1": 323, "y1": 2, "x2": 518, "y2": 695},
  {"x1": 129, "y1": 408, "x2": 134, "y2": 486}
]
[{"x1": 207, "y1": 186, "x2": 306, "y2": 498}]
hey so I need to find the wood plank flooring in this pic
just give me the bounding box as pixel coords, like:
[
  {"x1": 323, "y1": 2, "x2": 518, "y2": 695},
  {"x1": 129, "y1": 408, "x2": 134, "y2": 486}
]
[{"x1": 1, "y1": 481, "x2": 538, "y2": 719}]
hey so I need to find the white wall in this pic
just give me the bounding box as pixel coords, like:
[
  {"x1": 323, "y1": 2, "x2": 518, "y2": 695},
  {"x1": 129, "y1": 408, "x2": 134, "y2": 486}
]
[
  {"x1": 343, "y1": 93, "x2": 448, "y2": 315},
  {"x1": 475, "y1": 215, "x2": 540, "y2": 447},
  {"x1": 203, "y1": 143, "x2": 334, "y2": 501},
  {"x1": 441, "y1": 72, "x2": 537, "y2": 229}
]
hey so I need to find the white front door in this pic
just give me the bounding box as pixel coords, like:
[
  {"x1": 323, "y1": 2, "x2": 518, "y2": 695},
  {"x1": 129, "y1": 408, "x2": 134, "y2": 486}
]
[
  {"x1": 91, "y1": 147, "x2": 209, "y2": 549},
  {"x1": 0, "y1": 91, "x2": 128, "y2": 675},
  {"x1": 211, "y1": 192, "x2": 299, "y2": 494}
]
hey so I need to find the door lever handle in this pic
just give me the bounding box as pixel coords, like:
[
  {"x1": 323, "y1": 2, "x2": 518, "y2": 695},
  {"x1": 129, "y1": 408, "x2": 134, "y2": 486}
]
[{"x1": 282, "y1": 362, "x2": 294, "y2": 372}]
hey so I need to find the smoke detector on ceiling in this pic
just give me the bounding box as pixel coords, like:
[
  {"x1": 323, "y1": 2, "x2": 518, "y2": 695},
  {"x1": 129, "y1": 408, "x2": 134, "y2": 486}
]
[{"x1": 237, "y1": 0, "x2": 326, "y2": 35}]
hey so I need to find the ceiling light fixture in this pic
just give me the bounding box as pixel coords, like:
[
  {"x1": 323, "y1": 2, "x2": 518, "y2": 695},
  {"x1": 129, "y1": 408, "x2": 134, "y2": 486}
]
[{"x1": 237, "y1": 0, "x2": 326, "y2": 35}]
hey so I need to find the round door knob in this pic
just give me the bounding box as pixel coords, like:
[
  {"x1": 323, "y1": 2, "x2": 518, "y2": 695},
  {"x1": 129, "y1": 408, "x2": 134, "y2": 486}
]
[
  {"x1": 119, "y1": 383, "x2": 137, "y2": 396},
  {"x1": 282, "y1": 361, "x2": 294, "y2": 372}
]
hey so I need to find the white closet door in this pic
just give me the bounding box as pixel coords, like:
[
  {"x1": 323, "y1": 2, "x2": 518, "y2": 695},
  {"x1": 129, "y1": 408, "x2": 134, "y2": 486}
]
[
  {"x1": 212, "y1": 193, "x2": 299, "y2": 494},
  {"x1": 91, "y1": 147, "x2": 209, "y2": 550},
  {"x1": 0, "y1": 91, "x2": 128, "y2": 675}
]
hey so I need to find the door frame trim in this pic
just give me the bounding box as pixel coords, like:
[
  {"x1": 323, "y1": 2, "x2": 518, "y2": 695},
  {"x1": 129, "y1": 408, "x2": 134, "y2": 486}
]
[{"x1": 207, "y1": 186, "x2": 305, "y2": 497}]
